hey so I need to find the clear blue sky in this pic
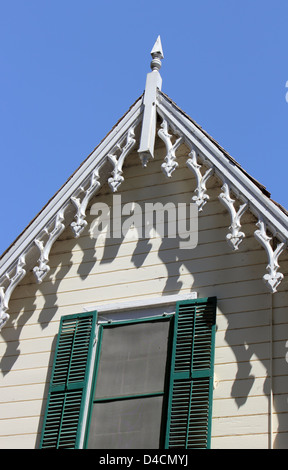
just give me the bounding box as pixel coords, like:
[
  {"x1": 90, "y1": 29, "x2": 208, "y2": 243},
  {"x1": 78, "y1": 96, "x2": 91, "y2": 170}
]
[{"x1": 1, "y1": 0, "x2": 288, "y2": 255}]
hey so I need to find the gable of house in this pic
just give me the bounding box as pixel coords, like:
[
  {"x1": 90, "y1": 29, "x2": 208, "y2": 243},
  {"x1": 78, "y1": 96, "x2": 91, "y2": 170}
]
[{"x1": 1, "y1": 37, "x2": 288, "y2": 449}]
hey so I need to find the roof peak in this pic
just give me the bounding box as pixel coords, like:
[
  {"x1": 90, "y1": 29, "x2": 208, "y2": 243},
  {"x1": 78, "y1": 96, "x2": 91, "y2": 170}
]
[{"x1": 138, "y1": 36, "x2": 163, "y2": 166}]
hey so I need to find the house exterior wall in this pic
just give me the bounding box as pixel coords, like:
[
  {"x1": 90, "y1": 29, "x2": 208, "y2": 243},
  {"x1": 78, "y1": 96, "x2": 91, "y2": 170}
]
[{"x1": 1, "y1": 137, "x2": 288, "y2": 449}]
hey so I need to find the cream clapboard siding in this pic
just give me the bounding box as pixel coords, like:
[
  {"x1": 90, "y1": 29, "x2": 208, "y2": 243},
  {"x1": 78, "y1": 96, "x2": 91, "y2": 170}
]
[{"x1": 1, "y1": 137, "x2": 288, "y2": 449}]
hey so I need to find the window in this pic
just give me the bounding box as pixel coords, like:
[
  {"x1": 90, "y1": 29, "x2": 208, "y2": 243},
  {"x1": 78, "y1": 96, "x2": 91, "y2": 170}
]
[
  {"x1": 40, "y1": 297, "x2": 216, "y2": 449},
  {"x1": 86, "y1": 317, "x2": 172, "y2": 448}
]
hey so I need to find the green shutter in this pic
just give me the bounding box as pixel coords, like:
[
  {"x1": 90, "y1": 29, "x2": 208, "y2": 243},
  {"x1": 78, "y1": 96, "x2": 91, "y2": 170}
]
[
  {"x1": 40, "y1": 311, "x2": 97, "y2": 449},
  {"x1": 165, "y1": 297, "x2": 216, "y2": 449}
]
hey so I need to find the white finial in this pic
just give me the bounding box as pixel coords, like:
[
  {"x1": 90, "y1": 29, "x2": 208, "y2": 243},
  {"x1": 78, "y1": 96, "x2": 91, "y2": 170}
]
[
  {"x1": 138, "y1": 36, "x2": 164, "y2": 166},
  {"x1": 150, "y1": 35, "x2": 164, "y2": 72}
]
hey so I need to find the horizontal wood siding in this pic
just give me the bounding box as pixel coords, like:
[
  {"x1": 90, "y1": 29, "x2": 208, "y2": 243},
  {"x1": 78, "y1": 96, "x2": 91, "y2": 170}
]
[{"x1": 1, "y1": 138, "x2": 288, "y2": 448}]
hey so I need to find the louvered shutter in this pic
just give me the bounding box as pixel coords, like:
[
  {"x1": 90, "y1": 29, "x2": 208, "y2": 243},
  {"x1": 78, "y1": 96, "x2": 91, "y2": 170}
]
[
  {"x1": 40, "y1": 311, "x2": 97, "y2": 449},
  {"x1": 165, "y1": 297, "x2": 216, "y2": 449}
]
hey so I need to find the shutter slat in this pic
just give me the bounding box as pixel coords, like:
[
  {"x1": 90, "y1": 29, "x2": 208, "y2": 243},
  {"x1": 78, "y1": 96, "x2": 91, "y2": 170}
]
[
  {"x1": 165, "y1": 298, "x2": 216, "y2": 449},
  {"x1": 40, "y1": 311, "x2": 97, "y2": 449}
]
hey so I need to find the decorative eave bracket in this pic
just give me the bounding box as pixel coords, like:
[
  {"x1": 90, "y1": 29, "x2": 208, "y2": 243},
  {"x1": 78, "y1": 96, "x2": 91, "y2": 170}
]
[
  {"x1": 254, "y1": 218, "x2": 286, "y2": 293},
  {"x1": 218, "y1": 182, "x2": 248, "y2": 250},
  {"x1": 0, "y1": 256, "x2": 26, "y2": 329}
]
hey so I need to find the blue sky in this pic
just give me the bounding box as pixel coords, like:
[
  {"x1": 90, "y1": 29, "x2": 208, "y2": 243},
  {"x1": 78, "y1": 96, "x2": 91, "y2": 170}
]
[{"x1": 1, "y1": 0, "x2": 288, "y2": 255}]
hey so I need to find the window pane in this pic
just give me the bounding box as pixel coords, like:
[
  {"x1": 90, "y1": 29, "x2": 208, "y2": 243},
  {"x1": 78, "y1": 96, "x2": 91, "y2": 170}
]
[
  {"x1": 95, "y1": 319, "x2": 171, "y2": 398},
  {"x1": 87, "y1": 396, "x2": 163, "y2": 449}
]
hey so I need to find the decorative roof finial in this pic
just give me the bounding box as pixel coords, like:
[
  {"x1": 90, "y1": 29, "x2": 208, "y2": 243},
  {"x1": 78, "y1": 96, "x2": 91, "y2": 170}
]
[
  {"x1": 150, "y1": 35, "x2": 164, "y2": 72},
  {"x1": 138, "y1": 36, "x2": 164, "y2": 167}
]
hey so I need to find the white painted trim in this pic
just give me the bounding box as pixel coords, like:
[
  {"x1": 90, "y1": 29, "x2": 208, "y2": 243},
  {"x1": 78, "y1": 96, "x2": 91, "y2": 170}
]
[
  {"x1": 0, "y1": 97, "x2": 143, "y2": 275},
  {"x1": 79, "y1": 320, "x2": 99, "y2": 449},
  {"x1": 82, "y1": 292, "x2": 197, "y2": 315},
  {"x1": 157, "y1": 93, "x2": 288, "y2": 241},
  {"x1": 138, "y1": 36, "x2": 163, "y2": 166},
  {"x1": 0, "y1": 97, "x2": 144, "y2": 329}
]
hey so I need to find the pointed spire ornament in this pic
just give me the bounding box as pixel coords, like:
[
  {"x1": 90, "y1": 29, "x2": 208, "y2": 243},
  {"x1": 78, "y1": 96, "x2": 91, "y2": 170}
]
[
  {"x1": 138, "y1": 36, "x2": 163, "y2": 167},
  {"x1": 150, "y1": 35, "x2": 164, "y2": 72}
]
